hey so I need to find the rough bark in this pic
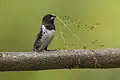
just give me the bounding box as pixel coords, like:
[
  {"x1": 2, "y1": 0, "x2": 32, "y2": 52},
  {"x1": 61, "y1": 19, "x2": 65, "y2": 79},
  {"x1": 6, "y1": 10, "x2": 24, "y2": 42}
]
[{"x1": 0, "y1": 48, "x2": 120, "y2": 71}]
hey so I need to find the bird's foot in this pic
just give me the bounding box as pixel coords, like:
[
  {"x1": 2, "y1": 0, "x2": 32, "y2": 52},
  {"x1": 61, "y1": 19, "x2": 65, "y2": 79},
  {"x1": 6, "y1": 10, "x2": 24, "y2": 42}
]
[{"x1": 44, "y1": 49, "x2": 57, "y2": 51}]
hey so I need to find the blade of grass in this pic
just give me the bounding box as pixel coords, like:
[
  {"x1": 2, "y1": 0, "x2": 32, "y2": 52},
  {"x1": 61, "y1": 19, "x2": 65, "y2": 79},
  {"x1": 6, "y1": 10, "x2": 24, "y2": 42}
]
[
  {"x1": 57, "y1": 17, "x2": 80, "y2": 40},
  {"x1": 59, "y1": 25, "x2": 68, "y2": 49}
]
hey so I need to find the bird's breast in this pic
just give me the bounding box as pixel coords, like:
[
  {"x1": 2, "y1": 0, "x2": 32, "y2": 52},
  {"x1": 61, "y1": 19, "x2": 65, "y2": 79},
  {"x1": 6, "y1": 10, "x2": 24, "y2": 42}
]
[
  {"x1": 44, "y1": 30, "x2": 55, "y2": 40},
  {"x1": 40, "y1": 28, "x2": 55, "y2": 48}
]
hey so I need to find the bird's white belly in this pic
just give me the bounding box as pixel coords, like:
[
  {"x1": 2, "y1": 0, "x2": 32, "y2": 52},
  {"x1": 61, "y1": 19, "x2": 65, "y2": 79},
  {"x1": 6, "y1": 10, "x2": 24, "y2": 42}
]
[{"x1": 40, "y1": 30, "x2": 55, "y2": 50}]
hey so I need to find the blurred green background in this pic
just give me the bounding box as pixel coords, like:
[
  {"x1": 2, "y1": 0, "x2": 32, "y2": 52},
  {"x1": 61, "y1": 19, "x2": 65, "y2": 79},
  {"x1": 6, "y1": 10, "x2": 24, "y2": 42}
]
[{"x1": 0, "y1": 0, "x2": 120, "y2": 80}]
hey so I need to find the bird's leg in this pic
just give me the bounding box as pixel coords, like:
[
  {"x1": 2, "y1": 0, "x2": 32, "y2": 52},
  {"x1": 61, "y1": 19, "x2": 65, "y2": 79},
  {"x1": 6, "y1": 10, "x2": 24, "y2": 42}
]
[
  {"x1": 44, "y1": 46, "x2": 57, "y2": 51},
  {"x1": 44, "y1": 46, "x2": 48, "y2": 51}
]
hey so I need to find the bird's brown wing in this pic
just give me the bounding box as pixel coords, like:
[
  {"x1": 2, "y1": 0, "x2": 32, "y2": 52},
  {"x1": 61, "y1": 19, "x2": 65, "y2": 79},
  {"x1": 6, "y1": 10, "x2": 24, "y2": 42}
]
[{"x1": 33, "y1": 27, "x2": 43, "y2": 52}]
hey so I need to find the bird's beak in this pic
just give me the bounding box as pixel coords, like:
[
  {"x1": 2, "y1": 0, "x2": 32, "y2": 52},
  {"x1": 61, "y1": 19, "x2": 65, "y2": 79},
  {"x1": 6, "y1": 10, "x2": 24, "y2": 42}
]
[
  {"x1": 51, "y1": 17, "x2": 55, "y2": 20},
  {"x1": 51, "y1": 15, "x2": 56, "y2": 20}
]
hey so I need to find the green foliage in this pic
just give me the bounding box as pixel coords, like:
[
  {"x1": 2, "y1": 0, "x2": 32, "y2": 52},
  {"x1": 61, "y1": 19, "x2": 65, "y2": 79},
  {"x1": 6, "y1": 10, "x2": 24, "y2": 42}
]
[
  {"x1": 1, "y1": 69, "x2": 120, "y2": 80},
  {"x1": 0, "y1": 0, "x2": 120, "y2": 51}
]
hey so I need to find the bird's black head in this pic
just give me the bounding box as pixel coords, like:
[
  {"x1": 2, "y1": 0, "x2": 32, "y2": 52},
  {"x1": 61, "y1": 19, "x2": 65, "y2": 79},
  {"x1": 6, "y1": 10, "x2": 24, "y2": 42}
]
[{"x1": 42, "y1": 14, "x2": 56, "y2": 24}]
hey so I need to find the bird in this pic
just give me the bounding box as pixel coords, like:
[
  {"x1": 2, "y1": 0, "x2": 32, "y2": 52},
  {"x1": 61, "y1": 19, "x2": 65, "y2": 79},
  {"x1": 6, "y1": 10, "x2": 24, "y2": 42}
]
[{"x1": 33, "y1": 14, "x2": 56, "y2": 52}]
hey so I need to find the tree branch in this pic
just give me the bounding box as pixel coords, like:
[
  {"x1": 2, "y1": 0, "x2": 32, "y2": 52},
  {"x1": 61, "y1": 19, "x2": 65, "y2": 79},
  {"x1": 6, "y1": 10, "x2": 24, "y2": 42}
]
[{"x1": 0, "y1": 48, "x2": 120, "y2": 71}]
